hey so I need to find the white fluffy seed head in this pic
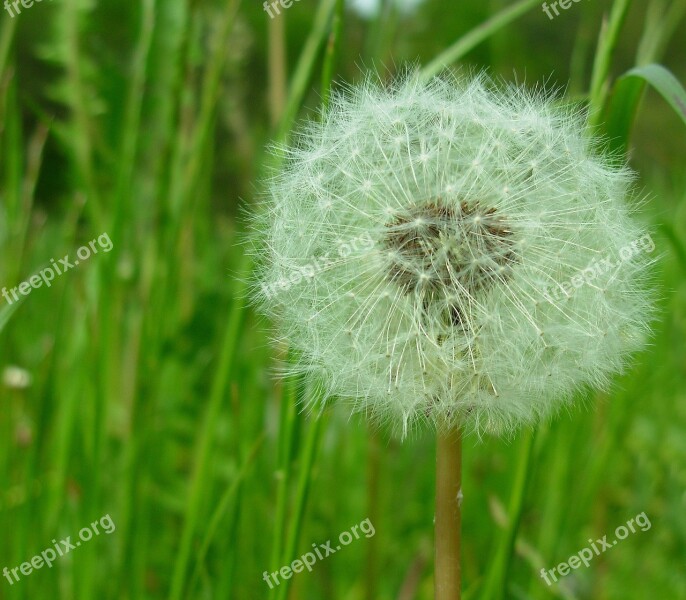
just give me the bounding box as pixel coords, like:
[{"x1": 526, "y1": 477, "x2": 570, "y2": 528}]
[{"x1": 252, "y1": 72, "x2": 656, "y2": 438}]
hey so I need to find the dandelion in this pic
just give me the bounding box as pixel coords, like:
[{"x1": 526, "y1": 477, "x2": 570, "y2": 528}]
[
  {"x1": 253, "y1": 71, "x2": 655, "y2": 598},
  {"x1": 255, "y1": 72, "x2": 653, "y2": 436}
]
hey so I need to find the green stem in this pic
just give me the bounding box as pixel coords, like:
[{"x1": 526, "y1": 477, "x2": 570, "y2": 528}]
[
  {"x1": 267, "y1": 373, "x2": 299, "y2": 600},
  {"x1": 482, "y1": 428, "x2": 536, "y2": 600},
  {"x1": 274, "y1": 0, "x2": 339, "y2": 144},
  {"x1": 275, "y1": 409, "x2": 324, "y2": 600},
  {"x1": 587, "y1": 0, "x2": 634, "y2": 128}
]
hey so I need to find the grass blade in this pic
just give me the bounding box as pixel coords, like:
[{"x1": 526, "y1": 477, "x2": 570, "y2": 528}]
[
  {"x1": 605, "y1": 64, "x2": 686, "y2": 152},
  {"x1": 420, "y1": 0, "x2": 541, "y2": 81}
]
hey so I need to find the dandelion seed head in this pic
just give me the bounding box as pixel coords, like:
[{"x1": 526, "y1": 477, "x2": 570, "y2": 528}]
[{"x1": 253, "y1": 72, "x2": 656, "y2": 438}]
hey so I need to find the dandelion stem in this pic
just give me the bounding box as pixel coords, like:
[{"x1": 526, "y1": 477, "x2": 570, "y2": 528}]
[{"x1": 435, "y1": 425, "x2": 462, "y2": 600}]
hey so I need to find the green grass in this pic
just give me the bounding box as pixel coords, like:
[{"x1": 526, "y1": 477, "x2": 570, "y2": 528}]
[{"x1": 0, "y1": 1, "x2": 685, "y2": 599}]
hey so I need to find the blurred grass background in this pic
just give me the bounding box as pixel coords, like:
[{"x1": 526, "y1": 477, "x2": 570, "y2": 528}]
[{"x1": 0, "y1": 0, "x2": 685, "y2": 598}]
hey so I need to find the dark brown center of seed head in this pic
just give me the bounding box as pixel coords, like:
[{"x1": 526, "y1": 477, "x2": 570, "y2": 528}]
[{"x1": 383, "y1": 200, "x2": 515, "y2": 301}]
